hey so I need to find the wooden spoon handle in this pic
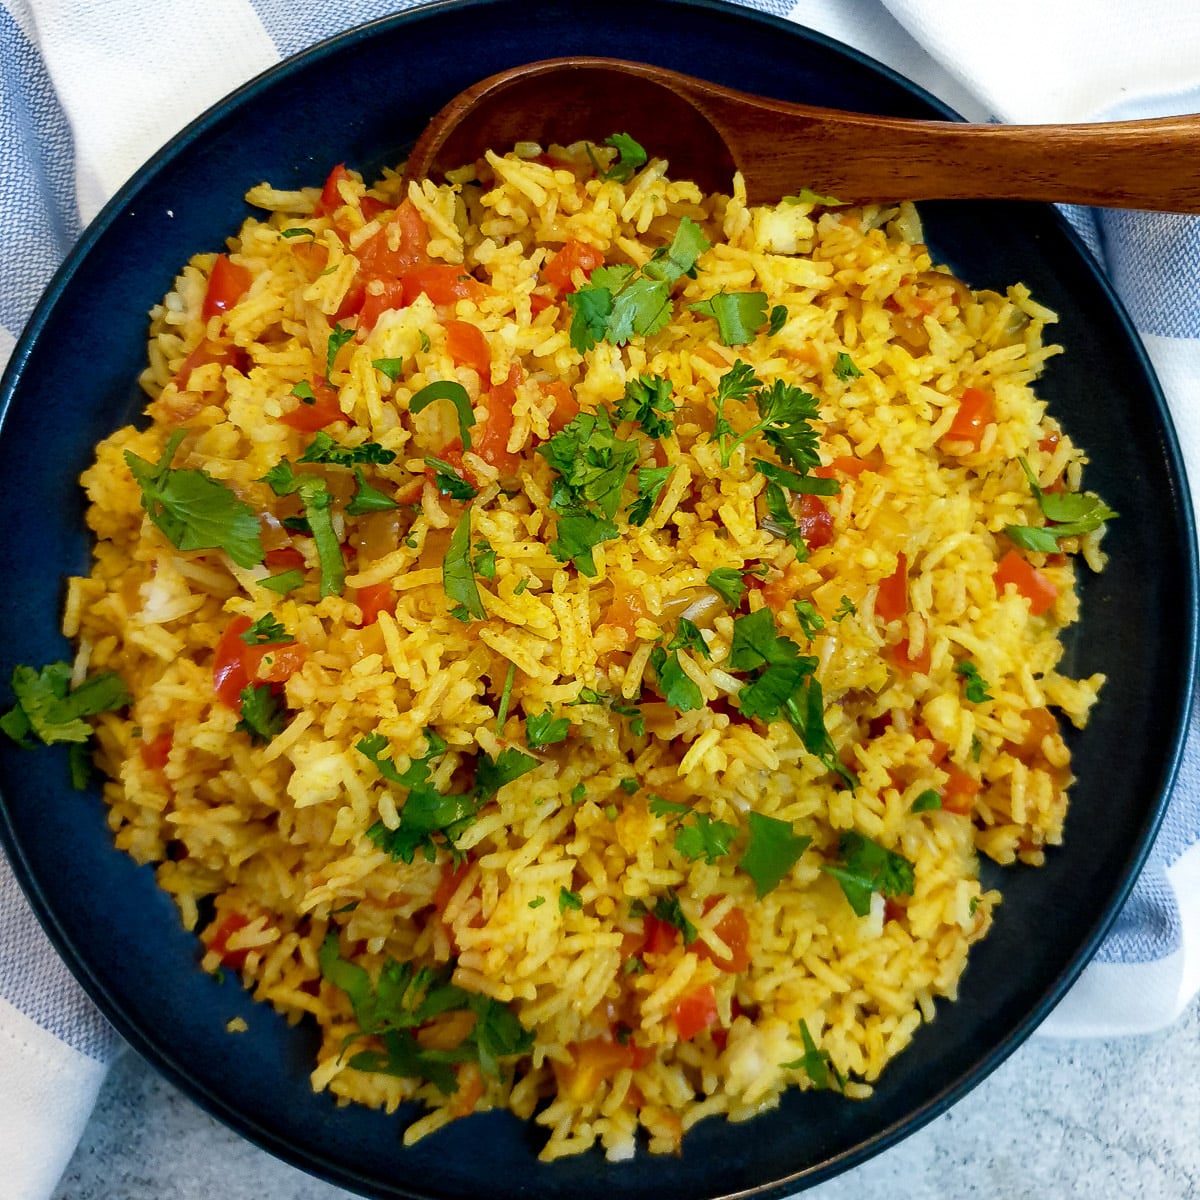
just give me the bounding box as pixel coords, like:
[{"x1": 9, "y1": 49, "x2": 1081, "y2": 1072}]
[{"x1": 688, "y1": 81, "x2": 1200, "y2": 210}]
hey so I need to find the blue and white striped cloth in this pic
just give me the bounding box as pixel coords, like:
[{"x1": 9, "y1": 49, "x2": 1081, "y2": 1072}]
[{"x1": 2, "y1": 1, "x2": 1198, "y2": 1196}]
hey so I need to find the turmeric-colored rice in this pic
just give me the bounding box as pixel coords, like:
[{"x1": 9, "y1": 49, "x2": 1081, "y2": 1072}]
[{"x1": 66, "y1": 141, "x2": 1109, "y2": 1160}]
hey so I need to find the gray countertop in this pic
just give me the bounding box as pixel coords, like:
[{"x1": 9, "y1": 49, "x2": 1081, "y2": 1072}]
[{"x1": 52, "y1": 992, "x2": 1200, "y2": 1200}]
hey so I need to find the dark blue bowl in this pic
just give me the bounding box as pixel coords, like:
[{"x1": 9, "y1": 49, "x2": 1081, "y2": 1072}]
[{"x1": 0, "y1": 1, "x2": 1194, "y2": 1197}]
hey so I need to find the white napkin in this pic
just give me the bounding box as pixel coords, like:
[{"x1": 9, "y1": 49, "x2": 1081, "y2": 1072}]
[{"x1": 1, "y1": 1, "x2": 1198, "y2": 1195}]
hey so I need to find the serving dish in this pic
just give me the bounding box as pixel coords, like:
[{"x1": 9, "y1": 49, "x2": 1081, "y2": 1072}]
[{"x1": 0, "y1": 1, "x2": 1194, "y2": 1198}]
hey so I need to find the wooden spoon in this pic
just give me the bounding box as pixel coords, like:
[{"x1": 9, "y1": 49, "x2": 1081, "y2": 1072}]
[{"x1": 404, "y1": 56, "x2": 1200, "y2": 211}]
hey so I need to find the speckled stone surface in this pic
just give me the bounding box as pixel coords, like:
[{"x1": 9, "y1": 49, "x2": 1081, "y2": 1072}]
[{"x1": 51, "y1": 994, "x2": 1200, "y2": 1200}]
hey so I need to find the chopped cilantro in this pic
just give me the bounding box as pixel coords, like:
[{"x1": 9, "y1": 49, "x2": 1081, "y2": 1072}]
[
  {"x1": 739, "y1": 811, "x2": 812, "y2": 898},
  {"x1": 710, "y1": 360, "x2": 763, "y2": 465},
  {"x1": 649, "y1": 645, "x2": 705, "y2": 712},
  {"x1": 623, "y1": 955, "x2": 645, "y2": 974},
  {"x1": 495, "y1": 661, "x2": 516, "y2": 732},
  {"x1": 548, "y1": 508, "x2": 618, "y2": 576},
  {"x1": 911, "y1": 789, "x2": 942, "y2": 813},
  {"x1": 754, "y1": 458, "x2": 840, "y2": 497},
  {"x1": 281, "y1": 227, "x2": 315, "y2": 240},
  {"x1": 528, "y1": 896, "x2": 546, "y2": 909},
  {"x1": 474, "y1": 747, "x2": 539, "y2": 798},
  {"x1": 291, "y1": 380, "x2": 317, "y2": 403},
  {"x1": 833, "y1": 596, "x2": 856, "y2": 622},
  {"x1": 567, "y1": 687, "x2": 645, "y2": 735},
  {"x1": 762, "y1": 480, "x2": 808, "y2": 559},
  {"x1": 298, "y1": 431, "x2": 396, "y2": 466},
  {"x1": 598, "y1": 132, "x2": 648, "y2": 182},
  {"x1": 260, "y1": 459, "x2": 345, "y2": 596},
  {"x1": 616, "y1": 374, "x2": 676, "y2": 438},
  {"x1": 619, "y1": 777, "x2": 639, "y2": 795},
  {"x1": 833, "y1": 352, "x2": 862, "y2": 381},
  {"x1": 674, "y1": 812, "x2": 736, "y2": 864},
  {"x1": 745, "y1": 380, "x2": 823, "y2": 472},
  {"x1": 688, "y1": 290, "x2": 769, "y2": 346},
  {"x1": 767, "y1": 305, "x2": 788, "y2": 335},
  {"x1": 783, "y1": 188, "x2": 844, "y2": 208},
  {"x1": 512, "y1": 578, "x2": 529, "y2": 596},
  {"x1": 956, "y1": 660, "x2": 993, "y2": 703},
  {"x1": 525, "y1": 709, "x2": 570, "y2": 749},
  {"x1": 0, "y1": 663, "x2": 129, "y2": 756},
  {"x1": 1003, "y1": 455, "x2": 1117, "y2": 552},
  {"x1": 424, "y1": 456, "x2": 478, "y2": 501},
  {"x1": 472, "y1": 538, "x2": 497, "y2": 580},
  {"x1": 648, "y1": 794, "x2": 690, "y2": 821},
  {"x1": 345, "y1": 468, "x2": 398, "y2": 516},
  {"x1": 126, "y1": 429, "x2": 264, "y2": 569},
  {"x1": 706, "y1": 567, "x2": 747, "y2": 609},
  {"x1": 793, "y1": 599, "x2": 825, "y2": 640},
  {"x1": 235, "y1": 683, "x2": 287, "y2": 743},
  {"x1": 326, "y1": 322, "x2": 355, "y2": 377},
  {"x1": 822, "y1": 831, "x2": 915, "y2": 917},
  {"x1": 239, "y1": 613, "x2": 291, "y2": 645},
  {"x1": 259, "y1": 568, "x2": 305, "y2": 595},
  {"x1": 558, "y1": 887, "x2": 583, "y2": 912},
  {"x1": 781, "y1": 1020, "x2": 846, "y2": 1092},
  {"x1": 410, "y1": 380, "x2": 475, "y2": 451},
  {"x1": 628, "y1": 465, "x2": 674, "y2": 526},
  {"x1": 443, "y1": 507, "x2": 487, "y2": 621},
  {"x1": 371, "y1": 357, "x2": 405, "y2": 383},
  {"x1": 570, "y1": 782, "x2": 587, "y2": 804},
  {"x1": 668, "y1": 617, "x2": 711, "y2": 659},
  {"x1": 651, "y1": 888, "x2": 697, "y2": 944}
]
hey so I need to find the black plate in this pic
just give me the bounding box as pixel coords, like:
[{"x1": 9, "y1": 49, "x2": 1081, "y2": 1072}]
[{"x1": 0, "y1": 1, "x2": 1195, "y2": 1197}]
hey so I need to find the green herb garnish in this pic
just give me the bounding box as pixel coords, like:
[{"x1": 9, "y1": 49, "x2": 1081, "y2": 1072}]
[
  {"x1": 689, "y1": 290, "x2": 769, "y2": 346},
  {"x1": 821, "y1": 831, "x2": 915, "y2": 916},
  {"x1": 444, "y1": 506, "x2": 487, "y2": 621},
  {"x1": 410, "y1": 380, "x2": 476, "y2": 451},
  {"x1": 739, "y1": 811, "x2": 811, "y2": 898}
]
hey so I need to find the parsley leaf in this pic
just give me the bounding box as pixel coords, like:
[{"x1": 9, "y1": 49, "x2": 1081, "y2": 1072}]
[
  {"x1": 126, "y1": 430, "x2": 264, "y2": 569},
  {"x1": 472, "y1": 538, "x2": 497, "y2": 580},
  {"x1": 1004, "y1": 455, "x2": 1117, "y2": 551},
  {"x1": 781, "y1": 1020, "x2": 846, "y2": 1092},
  {"x1": 739, "y1": 811, "x2": 812, "y2": 898},
  {"x1": 956, "y1": 660, "x2": 993, "y2": 703},
  {"x1": 235, "y1": 683, "x2": 287, "y2": 743},
  {"x1": 239, "y1": 614, "x2": 291, "y2": 645},
  {"x1": 706, "y1": 567, "x2": 747, "y2": 609},
  {"x1": 668, "y1": 617, "x2": 710, "y2": 659},
  {"x1": 548, "y1": 508, "x2": 618, "y2": 576},
  {"x1": 627, "y1": 465, "x2": 674, "y2": 526},
  {"x1": 616, "y1": 374, "x2": 676, "y2": 438},
  {"x1": 651, "y1": 888, "x2": 697, "y2": 944},
  {"x1": 793, "y1": 599, "x2": 825, "y2": 640},
  {"x1": 345, "y1": 468, "x2": 398, "y2": 516},
  {"x1": 259, "y1": 568, "x2": 305, "y2": 595},
  {"x1": 833, "y1": 596, "x2": 856, "y2": 622},
  {"x1": 599, "y1": 132, "x2": 648, "y2": 182},
  {"x1": 260, "y1": 459, "x2": 345, "y2": 596},
  {"x1": 833, "y1": 352, "x2": 862, "y2": 381},
  {"x1": 711, "y1": 360, "x2": 763, "y2": 464},
  {"x1": 326, "y1": 322, "x2": 355, "y2": 377},
  {"x1": 748, "y1": 381, "x2": 823, "y2": 472},
  {"x1": 474, "y1": 747, "x2": 539, "y2": 797},
  {"x1": 607, "y1": 277, "x2": 672, "y2": 344},
  {"x1": 674, "y1": 812, "x2": 736, "y2": 864},
  {"x1": 540, "y1": 406, "x2": 638, "y2": 520},
  {"x1": 444, "y1": 506, "x2": 487, "y2": 621},
  {"x1": 372, "y1": 357, "x2": 405, "y2": 382},
  {"x1": 762, "y1": 480, "x2": 808, "y2": 559},
  {"x1": 689, "y1": 291, "x2": 769, "y2": 346},
  {"x1": 767, "y1": 305, "x2": 788, "y2": 335},
  {"x1": 754, "y1": 458, "x2": 840, "y2": 497},
  {"x1": 297, "y1": 431, "x2": 396, "y2": 466},
  {"x1": 0, "y1": 663, "x2": 129, "y2": 750},
  {"x1": 410, "y1": 380, "x2": 475, "y2": 451},
  {"x1": 649, "y1": 645, "x2": 705, "y2": 712},
  {"x1": 567, "y1": 687, "x2": 645, "y2": 736},
  {"x1": 525, "y1": 709, "x2": 570, "y2": 749},
  {"x1": 821, "y1": 831, "x2": 915, "y2": 917},
  {"x1": 566, "y1": 278, "x2": 616, "y2": 354},
  {"x1": 424, "y1": 456, "x2": 478, "y2": 501}
]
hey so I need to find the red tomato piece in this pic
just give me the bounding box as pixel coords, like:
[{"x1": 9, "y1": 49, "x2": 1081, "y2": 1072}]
[
  {"x1": 313, "y1": 163, "x2": 352, "y2": 217},
  {"x1": 539, "y1": 380, "x2": 579, "y2": 434},
  {"x1": 475, "y1": 364, "x2": 522, "y2": 478},
  {"x1": 672, "y1": 983, "x2": 719, "y2": 1041},
  {"x1": 543, "y1": 239, "x2": 605, "y2": 294},
  {"x1": 139, "y1": 732, "x2": 173, "y2": 771},
  {"x1": 254, "y1": 642, "x2": 306, "y2": 685},
  {"x1": 890, "y1": 627, "x2": 932, "y2": 675},
  {"x1": 400, "y1": 264, "x2": 485, "y2": 307},
  {"x1": 213, "y1": 616, "x2": 254, "y2": 708},
  {"x1": 278, "y1": 379, "x2": 344, "y2": 431},
  {"x1": 445, "y1": 319, "x2": 491, "y2": 377},
  {"x1": 202, "y1": 254, "x2": 252, "y2": 320},
  {"x1": 264, "y1": 547, "x2": 305, "y2": 572},
  {"x1": 695, "y1": 903, "x2": 751, "y2": 974},
  {"x1": 875, "y1": 552, "x2": 908, "y2": 624},
  {"x1": 940, "y1": 763, "x2": 981, "y2": 815},
  {"x1": 941, "y1": 386, "x2": 995, "y2": 450},
  {"x1": 995, "y1": 549, "x2": 1058, "y2": 616},
  {"x1": 205, "y1": 912, "x2": 253, "y2": 970},
  {"x1": 425, "y1": 439, "x2": 477, "y2": 492},
  {"x1": 797, "y1": 493, "x2": 833, "y2": 550},
  {"x1": 357, "y1": 280, "x2": 408, "y2": 331},
  {"x1": 642, "y1": 912, "x2": 679, "y2": 957},
  {"x1": 355, "y1": 581, "x2": 396, "y2": 627}
]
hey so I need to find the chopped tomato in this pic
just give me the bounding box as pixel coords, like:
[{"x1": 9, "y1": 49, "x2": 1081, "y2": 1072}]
[
  {"x1": 278, "y1": 378, "x2": 344, "y2": 431},
  {"x1": 432, "y1": 860, "x2": 473, "y2": 915},
  {"x1": 940, "y1": 386, "x2": 994, "y2": 451},
  {"x1": 875, "y1": 552, "x2": 908, "y2": 623},
  {"x1": 359, "y1": 194, "x2": 390, "y2": 223},
  {"x1": 205, "y1": 912, "x2": 253, "y2": 970},
  {"x1": 357, "y1": 280, "x2": 408, "y2": 331},
  {"x1": 940, "y1": 763, "x2": 981, "y2": 815},
  {"x1": 425, "y1": 439, "x2": 477, "y2": 492},
  {"x1": 1007, "y1": 706, "x2": 1059, "y2": 763},
  {"x1": 642, "y1": 912, "x2": 679, "y2": 957},
  {"x1": 797, "y1": 493, "x2": 834, "y2": 550},
  {"x1": 313, "y1": 163, "x2": 352, "y2": 218},
  {"x1": 264, "y1": 546, "x2": 305, "y2": 572},
  {"x1": 139, "y1": 732, "x2": 173, "y2": 771},
  {"x1": 356, "y1": 200, "x2": 431, "y2": 281},
  {"x1": 695, "y1": 902, "x2": 751, "y2": 974},
  {"x1": 601, "y1": 585, "x2": 651, "y2": 641},
  {"x1": 475, "y1": 364, "x2": 522, "y2": 478},
  {"x1": 995, "y1": 549, "x2": 1058, "y2": 616},
  {"x1": 255, "y1": 642, "x2": 307, "y2": 684},
  {"x1": 169, "y1": 340, "x2": 248, "y2": 390},
  {"x1": 355, "y1": 581, "x2": 396, "y2": 627},
  {"x1": 202, "y1": 254, "x2": 252, "y2": 320},
  {"x1": 912, "y1": 722, "x2": 950, "y2": 765},
  {"x1": 543, "y1": 239, "x2": 604, "y2": 294},
  {"x1": 212, "y1": 614, "x2": 303, "y2": 706},
  {"x1": 445, "y1": 319, "x2": 491, "y2": 378},
  {"x1": 890, "y1": 626, "x2": 932, "y2": 675},
  {"x1": 529, "y1": 292, "x2": 555, "y2": 316},
  {"x1": 401, "y1": 264, "x2": 485, "y2": 307},
  {"x1": 672, "y1": 983, "x2": 719, "y2": 1041},
  {"x1": 826, "y1": 454, "x2": 873, "y2": 478},
  {"x1": 554, "y1": 1037, "x2": 643, "y2": 1103},
  {"x1": 539, "y1": 380, "x2": 579, "y2": 434}
]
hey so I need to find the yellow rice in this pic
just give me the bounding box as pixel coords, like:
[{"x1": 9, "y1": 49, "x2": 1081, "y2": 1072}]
[{"x1": 67, "y1": 140, "x2": 1108, "y2": 1161}]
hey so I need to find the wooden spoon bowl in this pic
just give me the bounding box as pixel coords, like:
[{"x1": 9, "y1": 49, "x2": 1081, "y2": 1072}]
[{"x1": 405, "y1": 56, "x2": 1200, "y2": 211}]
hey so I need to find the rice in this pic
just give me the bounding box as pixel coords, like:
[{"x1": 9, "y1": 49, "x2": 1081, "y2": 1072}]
[{"x1": 68, "y1": 140, "x2": 1108, "y2": 1161}]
